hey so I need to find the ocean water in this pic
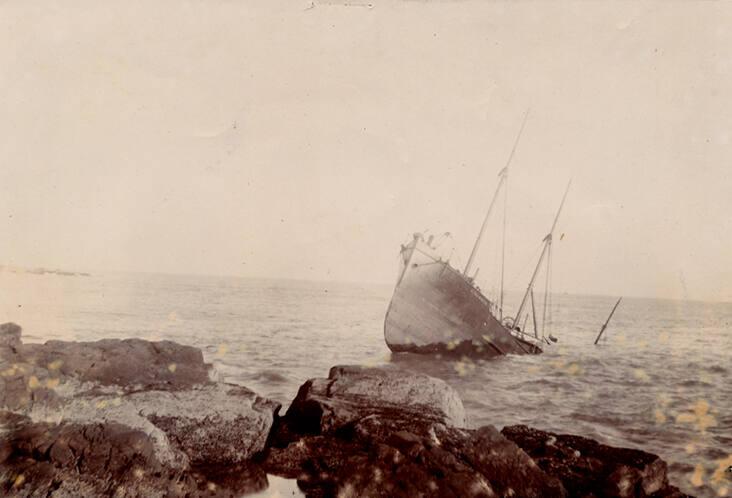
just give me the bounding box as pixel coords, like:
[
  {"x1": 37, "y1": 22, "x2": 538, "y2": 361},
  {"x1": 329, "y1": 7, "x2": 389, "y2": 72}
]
[{"x1": 1, "y1": 271, "x2": 730, "y2": 497}]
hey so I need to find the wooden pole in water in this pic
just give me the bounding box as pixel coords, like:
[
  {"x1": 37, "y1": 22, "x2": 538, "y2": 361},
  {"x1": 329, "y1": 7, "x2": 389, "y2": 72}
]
[{"x1": 594, "y1": 297, "x2": 622, "y2": 345}]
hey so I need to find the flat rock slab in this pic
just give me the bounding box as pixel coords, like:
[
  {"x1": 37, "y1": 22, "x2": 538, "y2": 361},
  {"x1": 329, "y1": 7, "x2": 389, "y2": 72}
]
[{"x1": 21, "y1": 337, "x2": 211, "y2": 390}]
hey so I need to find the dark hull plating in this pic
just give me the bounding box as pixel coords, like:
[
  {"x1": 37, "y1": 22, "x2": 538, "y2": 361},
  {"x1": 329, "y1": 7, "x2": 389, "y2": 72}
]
[{"x1": 384, "y1": 241, "x2": 541, "y2": 356}]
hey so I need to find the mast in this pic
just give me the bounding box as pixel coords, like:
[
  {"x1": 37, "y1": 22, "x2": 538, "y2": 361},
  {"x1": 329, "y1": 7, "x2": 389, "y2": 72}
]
[
  {"x1": 513, "y1": 180, "x2": 571, "y2": 330},
  {"x1": 463, "y1": 110, "x2": 530, "y2": 278}
]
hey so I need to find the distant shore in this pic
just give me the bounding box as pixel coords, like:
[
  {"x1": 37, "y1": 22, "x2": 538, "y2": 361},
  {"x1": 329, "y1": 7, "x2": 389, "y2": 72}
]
[{"x1": 0, "y1": 265, "x2": 91, "y2": 277}]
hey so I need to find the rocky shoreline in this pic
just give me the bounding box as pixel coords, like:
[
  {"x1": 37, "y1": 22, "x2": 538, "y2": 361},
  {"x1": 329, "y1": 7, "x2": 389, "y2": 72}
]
[{"x1": 1, "y1": 322, "x2": 691, "y2": 497}]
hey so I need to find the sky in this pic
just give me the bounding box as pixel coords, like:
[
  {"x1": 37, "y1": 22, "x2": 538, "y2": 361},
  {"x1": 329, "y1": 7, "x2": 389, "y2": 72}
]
[{"x1": 1, "y1": 0, "x2": 731, "y2": 302}]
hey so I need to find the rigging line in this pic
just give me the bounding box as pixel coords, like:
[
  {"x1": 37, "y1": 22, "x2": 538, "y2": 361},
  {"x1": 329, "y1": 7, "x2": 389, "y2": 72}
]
[
  {"x1": 530, "y1": 288, "x2": 539, "y2": 338},
  {"x1": 491, "y1": 235, "x2": 501, "y2": 302},
  {"x1": 463, "y1": 109, "x2": 530, "y2": 277},
  {"x1": 549, "y1": 246, "x2": 553, "y2": 334},
  {"x1": 504, "y1": 109, "x2": 531, "y2": 178},
  {"x1": 412, "y1": 261, "x2": 447, "y2": 268},
  {"x1": 497, "y1": 109, "x2": 527, "y2": 313},
  {"x1": 481, "y1": 222, "x2": 500, "y2": 303},
  {"x1": 542, "y1": 240, "x2": 552, "y2": 338},
  {"x1": 513, "y1": 181, "x2": 571, "y2": 332},
  {"x1": 463, "y1": 172, "x2": 506, "y2": 276},
  {"x1": 505, "y1": 240, "x2": 544, "y2": 293},
  {"x1": 412, "y1": 247, "x2": 447, "y2": 263},
  {"x1": 550, "y1": 247, "x2": 554, "y2": 330},
  {"x1": 549, "y1": 248, "x2": 554, "y2": 335},
  {"x1": 499, "y1": 168, "x2": 508, "y2": 320}
]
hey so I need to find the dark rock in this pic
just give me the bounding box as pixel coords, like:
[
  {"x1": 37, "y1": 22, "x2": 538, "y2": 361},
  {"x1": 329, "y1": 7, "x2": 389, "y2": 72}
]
[
  {"x1": 440, "y1": 425, "x2": 568, "y2": 497},
  {"x1": 2, "y1": 325, "x2": 690, "y2": 498},
  {"x1": 0, "y1": 428, "x2": 270, "y2": 498},
  {"x1": 0, "y1": 360, "x2": 60, "y2": 411},
  {"x1": 4, "y1": 413, "x2": 160, "y2": 476},
  {"x1": 284, "y1": 364, "x2": 467, "y2": 433},
  {"x1": 266, "y1": 365, "x2": 567, "y2": 497},
  {"x1": 0, "y1": 323, "x2": 22, "y2": 361},
  {"x1": 502, "y1": 425, "x2": 692, "y2": 498},
  {"x1": 0, "y1": 324, "x2": 280, "y2": 498},
  {"x1": 21, "y1": 337, "x2": 211, "y2": 390}
]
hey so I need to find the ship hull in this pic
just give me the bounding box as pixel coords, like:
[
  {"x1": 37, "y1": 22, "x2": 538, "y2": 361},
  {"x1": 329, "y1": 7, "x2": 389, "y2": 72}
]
[{"x1": 384, "y1": 238, "x2": 542, "y2": 356}]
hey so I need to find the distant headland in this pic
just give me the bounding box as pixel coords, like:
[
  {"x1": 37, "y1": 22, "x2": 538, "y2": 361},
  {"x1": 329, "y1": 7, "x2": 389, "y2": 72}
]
[{"x1": 0, "y1": 265, "x2": 91, "y2": 277}]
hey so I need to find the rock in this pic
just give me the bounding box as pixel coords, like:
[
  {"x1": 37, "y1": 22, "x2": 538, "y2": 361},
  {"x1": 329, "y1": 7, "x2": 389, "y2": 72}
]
[
  {"x1": 266, "y1": 365, "x2": 567, "y2": 497},
  {"x1": 439, "y1": 425, "x2": 569, "y2": 497},
  {"x1": 0, "y1": 323, "x2": 22, "y2": 361},
  {"x1": 21, "y1": 382, "x2": 280, "y2": 468},
  {"x1": 285, "y1": 364, "x2": 467, "y2": 433},
  {"x1": 0, "y1": 323, "x2": 280, "y2": 498},
  {"x1": 21, "y1": 337, "x2": 211, "y2": 390},
  {"x1": 0, "y1": 360, "x2": 59, "y2": 412},
  {"x1": 2, "y1": 325, "x2": 690, "y2": 498},
  {"x1": 2, "y1": 411, "x2": 161, "y2": 476},
  {"x1": 502, "y1": 425, "x2": 691, "y2": 498},
  {"x1": 1, "y1": 423, "x2": 270, "y2": 498}
]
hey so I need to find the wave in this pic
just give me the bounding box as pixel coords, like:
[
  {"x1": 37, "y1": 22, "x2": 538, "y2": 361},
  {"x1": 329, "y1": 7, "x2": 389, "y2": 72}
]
[{"x1": 247, "y1": 370, "x2": 290, "y2": 384}]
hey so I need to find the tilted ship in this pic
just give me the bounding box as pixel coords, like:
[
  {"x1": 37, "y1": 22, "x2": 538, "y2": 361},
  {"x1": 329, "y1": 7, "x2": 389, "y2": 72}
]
[{"x1": 384, "y1": 118, "x2": 569, "y2": 357}]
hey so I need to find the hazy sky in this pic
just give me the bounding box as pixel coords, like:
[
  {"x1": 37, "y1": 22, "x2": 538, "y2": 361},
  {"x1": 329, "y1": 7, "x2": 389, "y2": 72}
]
[{"x1": 1, "y1": 1, "x2": 731, "y2": 302}]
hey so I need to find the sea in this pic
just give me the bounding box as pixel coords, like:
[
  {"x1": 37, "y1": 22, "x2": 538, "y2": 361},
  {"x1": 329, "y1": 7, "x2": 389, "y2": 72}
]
[{"x1": 1, "y1": 271, "x2": 730, "y2": 497}]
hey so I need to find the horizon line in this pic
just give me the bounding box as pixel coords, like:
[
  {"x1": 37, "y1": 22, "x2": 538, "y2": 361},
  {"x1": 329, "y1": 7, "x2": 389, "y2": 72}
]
[{"x1": 2, "y1": 262, "x2": 730, "y2": 306}]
